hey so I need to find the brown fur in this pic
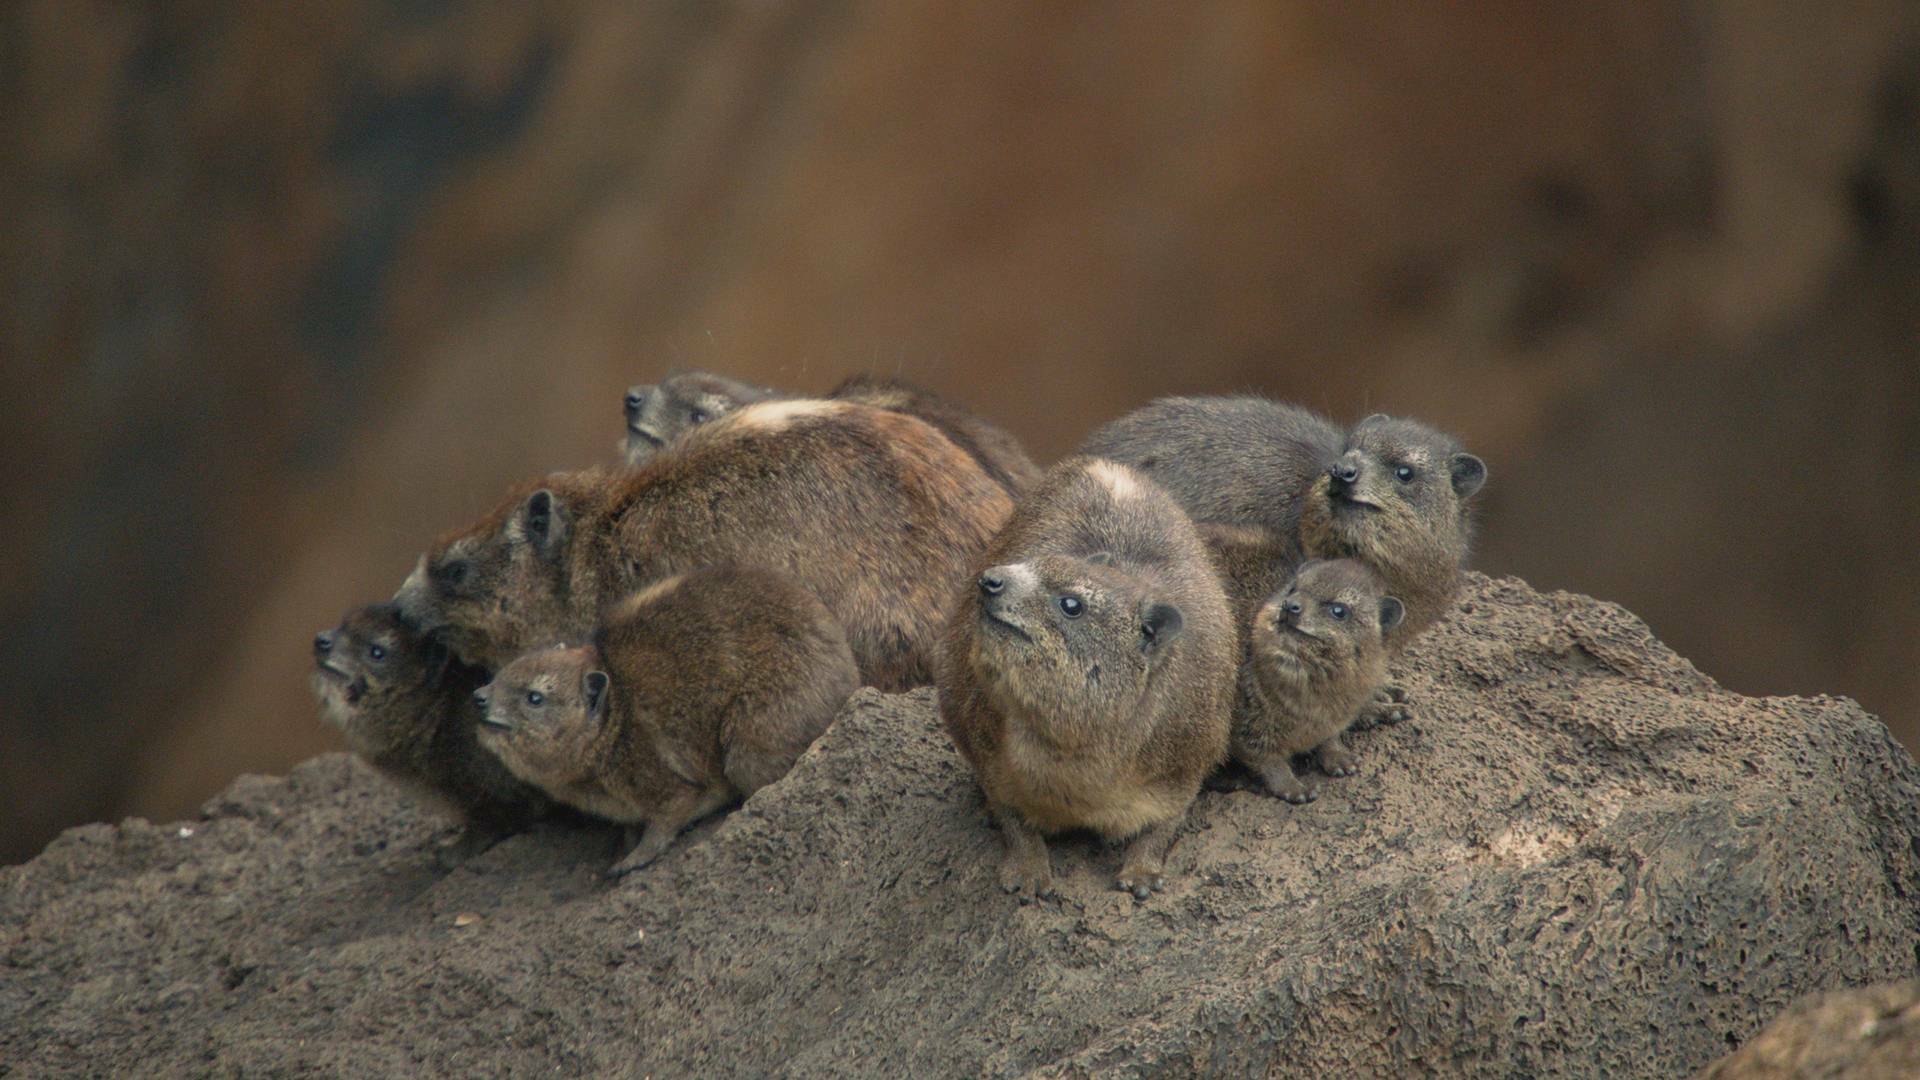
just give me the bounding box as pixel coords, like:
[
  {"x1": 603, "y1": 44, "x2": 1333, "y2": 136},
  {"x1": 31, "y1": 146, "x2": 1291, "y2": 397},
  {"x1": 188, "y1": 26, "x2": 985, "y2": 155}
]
[
  {"x1": 829, "y1": 373, "x2": 1042, "y2": 497},
  {"x1": 938, "y1": 457, "x2": 1233, "y2": 900},
  {"x1": 310, "y1": 604, "x2": 555, "y2": 851},
  {"x1": 397, "y1": 398, "x2": 1014, "y2": 690},
  {"x1": 1231, "y1": 560, "x2": 1403, "y2": 802},
  {"x1": 474, "y1": 565, "x2": 857, "y2": 875}
]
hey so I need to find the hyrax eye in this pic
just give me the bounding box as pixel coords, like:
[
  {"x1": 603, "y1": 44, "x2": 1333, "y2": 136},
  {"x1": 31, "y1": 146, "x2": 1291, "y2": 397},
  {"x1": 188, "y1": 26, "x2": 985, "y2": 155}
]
[
  {"x1": 1394, "y1": 465, "x2": 1415, "y2": 483},
  {"x1": 368, "y1": 643, "x2": 387, "y2": 661},
  {"x1": 1327, "y1": 602, "x2": 1349, "y2": 620},
  {"x1": 437, "y1": 559, "x2": 471, "y2": 587},
  {"x1": 689, "y1": 408, "x2": 709, "y2": 424},
  {"x1": 1059, "y1": 596, "x2": 1084, "y2": 618},
  {"x1": 526, "y1": 690, "x2": 545, "y2": 707}
]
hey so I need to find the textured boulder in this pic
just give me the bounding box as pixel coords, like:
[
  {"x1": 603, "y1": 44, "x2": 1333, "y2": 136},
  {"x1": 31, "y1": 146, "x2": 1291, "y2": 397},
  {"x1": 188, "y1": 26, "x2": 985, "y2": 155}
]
[{"x1": 3, "y1": 574, "x2": 1917, "y2": 1074}]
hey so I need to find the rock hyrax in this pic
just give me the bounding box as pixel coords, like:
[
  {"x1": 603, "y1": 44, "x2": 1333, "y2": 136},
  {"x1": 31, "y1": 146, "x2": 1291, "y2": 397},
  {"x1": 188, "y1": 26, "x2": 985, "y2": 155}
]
[
  {"x1": 311, "y1": 603, "x2": 554, "y2": 851},
  {"x1": 938, "y1": 458, "x2": 1234, "y2": 900},
  {"x1": 474, "y1": 565, "x2": 858, "y2": 875},
  {"x1": 828, "y1": 373, "x2": 1042, "y2": 497},
  {"x1": 397, "y1": 398, "x2": 1013, "y2": 690},
  {"x1": 1084, "y1": 397, "x2": 1485, "y2": 650},
  {"x1": 622, "y1": 371, "x2": 777, "y2": 465},
  {"x1": 1232, "y1": 559, "x2": 1404, "y2": 803}
]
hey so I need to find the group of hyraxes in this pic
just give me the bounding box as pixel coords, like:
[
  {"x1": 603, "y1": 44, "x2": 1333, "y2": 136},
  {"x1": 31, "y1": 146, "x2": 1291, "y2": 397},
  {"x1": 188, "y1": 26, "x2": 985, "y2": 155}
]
[{"x1": 312, "y1": 372, "x2": 1486, "y2": 897}]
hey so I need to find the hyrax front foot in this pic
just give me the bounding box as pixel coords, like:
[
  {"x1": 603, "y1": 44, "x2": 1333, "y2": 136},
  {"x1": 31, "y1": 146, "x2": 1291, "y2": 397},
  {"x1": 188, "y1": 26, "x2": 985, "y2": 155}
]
[
  {"x1": 1316, "y1": 738, "x2": 1357, "y2": 778},
  {"x1": 1365, "y1": 684, "x2": 1414, "y2": 726},
  {"x1": 998, "y1": 850, "x2": 1055, "y2": 899},
  {"x1": 1115, "y1": 819, "x2": 1180, "y2": 899}
]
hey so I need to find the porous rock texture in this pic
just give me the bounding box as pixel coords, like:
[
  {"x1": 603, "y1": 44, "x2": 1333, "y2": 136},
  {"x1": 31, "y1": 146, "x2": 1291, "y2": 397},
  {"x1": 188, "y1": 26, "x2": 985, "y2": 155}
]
[{"x1": 4, "y1": 574, "x2": 1918, "y2": 1075}]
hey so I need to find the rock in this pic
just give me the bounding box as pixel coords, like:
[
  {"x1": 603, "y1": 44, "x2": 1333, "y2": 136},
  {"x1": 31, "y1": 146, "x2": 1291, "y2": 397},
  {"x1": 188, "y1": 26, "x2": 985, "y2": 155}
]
[
  {"x1": 2, "y1": 574, "x2": 1917, "y2": 1074},
  {"x1": 1701, "y1": 981, "x2": 1920, "y2": 1079}
]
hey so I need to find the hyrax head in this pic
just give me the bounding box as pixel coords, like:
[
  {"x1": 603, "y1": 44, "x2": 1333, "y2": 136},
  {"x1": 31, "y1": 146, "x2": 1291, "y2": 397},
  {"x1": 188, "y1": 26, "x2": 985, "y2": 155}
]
[
  {"x1": 392, "y1": 473, "x2": 599, "y2": 669},
  {"x1": 622, "y1": 371, "x2": 774, "y2": 465},
  {"x1": 969, "y1": 552, "x2": 1185, "y2": 721},
  {"x1": 1251, "y1": 559, "x2": 1403, "y2": 675},
  {"x1": 472, "y1": 644, "x2": 610, "y2": 789},
  {"x1": 1305, "y1": 413, "x2": 1487, "y2": 565},
  {"x1": 311, "y1": 602, "x2": 451, "y2": 733}
]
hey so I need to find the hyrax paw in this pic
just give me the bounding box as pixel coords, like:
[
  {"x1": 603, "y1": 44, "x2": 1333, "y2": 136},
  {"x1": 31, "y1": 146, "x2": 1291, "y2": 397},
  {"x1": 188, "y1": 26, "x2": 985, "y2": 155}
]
[
  {"x1": 1321, "y1": 760, "x2": 1357, "y2": 779},
  {"x1": 1114, "y1": 869, "x2": 1164, "y2": 901},
  {"x1": 998, "y1": 858, "x2": 1055, "y2": 900},
  {"x1": 1370, "y1": 685, "x2": 1414, "y2": 725},
  {"x1": 1275, "y1": 784, "x2": 1318, "y2": 805}
]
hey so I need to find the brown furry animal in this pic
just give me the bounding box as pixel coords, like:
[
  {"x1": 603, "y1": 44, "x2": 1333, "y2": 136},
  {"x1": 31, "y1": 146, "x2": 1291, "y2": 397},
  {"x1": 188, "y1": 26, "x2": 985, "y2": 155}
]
[
  {"x1": 1232, "y1": 559, "x2": 1404, "y2": 803},
  {"x1": 474, "y1": 565, "x2": 857, "y2": 875},
  {"x1": 939, "y1": 458, "x2": 1234, "y2": 900},
  {"x1": 397, "y1": 398, "x2": 1012, "y2": 690},
  {"x1": 311, "y1": 603, "x2": 555, "y2": 856},
  {"x1": 622, "y1": 371, "x2": 777, "y2": 465}
]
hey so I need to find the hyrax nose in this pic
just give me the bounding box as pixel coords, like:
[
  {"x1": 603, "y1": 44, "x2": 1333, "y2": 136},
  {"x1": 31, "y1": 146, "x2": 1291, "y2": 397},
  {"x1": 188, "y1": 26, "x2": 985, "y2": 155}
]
[
  {"x1": 314, "y1": 631, "x2": 334, "y2": 655},
  {"x1": 979, "y1": 572, "x2": 1006, "y2": 597},
  {"x1": 473, "y1": 687, "x2": 492, "y2": 709},
  {"x1": 1328, "y1": 462, "x2": 1359, "y2": 491},
  {"x1": 1284, "y1": 600, "x2": 1304, "y2": 616},
  {"x1": 624, "y1": 388, "x2": 645, "y2": 417}
]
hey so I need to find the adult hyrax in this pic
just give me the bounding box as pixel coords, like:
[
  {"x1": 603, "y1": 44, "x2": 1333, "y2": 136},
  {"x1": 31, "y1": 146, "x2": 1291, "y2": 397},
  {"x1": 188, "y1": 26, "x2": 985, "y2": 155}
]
[
  {"x1": 1232, "y1": 559, "x2": 1404, "y2": 803},
  {"x1": 1084, "y1": 398, "x2": 1486, "y2": 649},
  {"x1": 622, "y1": 371, "x2": 777, "y2": 465},
  {"x1": 939, "y1": 458, "x2": 1234, "y2": 900},
  {"x1": 398, "y1": 398, "x2": 1012, "y2": 691},
  {"x1": 311, "y1": 603, "x2": 554, "y2": 852},
  {"x1": 829, "y1": 373, "x2": 1042, "y2": 497},
  {"x1": 474, "y1": 565, "x2": 858, "y2": 875}
]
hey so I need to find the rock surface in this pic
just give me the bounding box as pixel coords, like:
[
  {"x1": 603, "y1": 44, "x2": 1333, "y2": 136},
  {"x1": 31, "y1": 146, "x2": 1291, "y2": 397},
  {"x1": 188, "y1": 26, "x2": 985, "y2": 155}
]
[{"x1": 4, "y1": 574, "x2": 1918, "y2": 1075}]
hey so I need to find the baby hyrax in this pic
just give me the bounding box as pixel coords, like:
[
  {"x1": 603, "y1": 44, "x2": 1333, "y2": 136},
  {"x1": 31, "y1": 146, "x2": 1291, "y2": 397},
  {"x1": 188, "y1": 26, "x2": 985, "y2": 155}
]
[
  {"x1": 939, "y1": 458, "x2": 1234, "y2": 900},
  {"x1": 623, "y1": 371, "x2": 777, "y2": 465},
  {"x1": 1235, "y1": 559, "x2": 1404, "y2": 803},
  {"x1": 311, "y1": 603, "x2": 554, "y2": 854},
  {"x1": 475, "y1": 565, "x2": 858, "y2": 876}
]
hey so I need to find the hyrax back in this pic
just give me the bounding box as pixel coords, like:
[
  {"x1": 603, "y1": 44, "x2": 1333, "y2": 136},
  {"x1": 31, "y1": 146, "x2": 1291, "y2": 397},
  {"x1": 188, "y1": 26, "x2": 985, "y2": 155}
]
[
  {"x1": 829, "y1": 373, "x2": 1041, "y2": 497},
  {"x1": 397, "y1": 398, "x2": 1013, "y2": 690},
  {"x1": 475, "y1": 565, "x2": 857, "y2": 874},
  {"x1": 622, "y1": 371, "x2": 778, "y2": 465},
  {"x1": 1232, "y1": 559, "x2": 1404, "y2": 803},
  {"x1": 311, "y1": 603, "x2": 554, "y2": 842},
  {"x1": 938, "y1": 457, "x2": 1233, "y2": 900},
  {"x1": 1080, "y1": 395, "x2": 1345, "y2": 535}
]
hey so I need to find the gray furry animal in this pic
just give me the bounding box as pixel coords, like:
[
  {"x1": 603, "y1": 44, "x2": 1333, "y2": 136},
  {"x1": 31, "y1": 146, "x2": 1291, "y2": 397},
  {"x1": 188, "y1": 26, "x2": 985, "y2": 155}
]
[
  {"x1": 622, "y1": 371, "x2": 778, "y2": 465},
  {"x1": 1232, "y1": 559, "x2": 1404, "y2": 803}
]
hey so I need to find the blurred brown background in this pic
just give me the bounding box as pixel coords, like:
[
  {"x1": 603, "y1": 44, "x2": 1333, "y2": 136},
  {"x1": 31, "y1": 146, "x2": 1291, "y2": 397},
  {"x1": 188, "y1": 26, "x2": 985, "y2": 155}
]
[{"x1": 3, "y1": 1, "x2": 1916, "y2": 864}]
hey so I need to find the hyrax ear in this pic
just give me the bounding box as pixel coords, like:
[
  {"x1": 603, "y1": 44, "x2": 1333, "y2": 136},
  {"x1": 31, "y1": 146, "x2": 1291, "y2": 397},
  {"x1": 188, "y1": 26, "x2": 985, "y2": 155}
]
[
  {"x1": 1448, "y1": 453, "x2": 1487, "y2": 498},
  {"x1": 1360, "y1": 412, "x2": 1390, "y2": 427},
  {"x1": 1378, "y1": 596, "x2": 1406, "y2": 634},
  {"x1": 1139, "y1": 601, "x2": 1185, "y2": 654},
  {"x1": 1085, "y1": 551, "x2": 1116, "y2": 566},
  {"x1": 524, "y1": 489, "x2": 568, "y2": 557},
  {"x1": 583, "y1": 670, "x2": 610, "y2": 718}
]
